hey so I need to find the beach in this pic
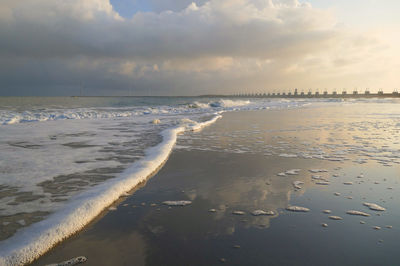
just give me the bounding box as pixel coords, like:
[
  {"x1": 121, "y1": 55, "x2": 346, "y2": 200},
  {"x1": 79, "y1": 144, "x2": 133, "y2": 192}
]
[
  {"x1": 28, "y1": 101, "x2": 400, "y2": 266},
  {"x1": 3, "y1": 1, "x2": 400, "y2": 265},
  {"x1": 0, "y1": 97, "x2": 298, "y2": 264}
]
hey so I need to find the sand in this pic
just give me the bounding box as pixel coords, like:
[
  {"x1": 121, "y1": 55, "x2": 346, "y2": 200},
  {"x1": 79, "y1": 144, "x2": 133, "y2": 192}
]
[{"x1": 30, "y1": 104, "x2": 400, "y2": 266}]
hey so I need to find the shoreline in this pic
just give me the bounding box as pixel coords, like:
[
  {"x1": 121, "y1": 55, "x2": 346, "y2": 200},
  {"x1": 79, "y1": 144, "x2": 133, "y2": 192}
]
[
  {"x1": 0, "y1": 127, "x2": 182, "y2": 265},
  {"x1": 0, "y1": 111, "x2": 221, "y2": 265},
  {"x1": 32, "y1": 105, "x2": 400, "y2": 266}
]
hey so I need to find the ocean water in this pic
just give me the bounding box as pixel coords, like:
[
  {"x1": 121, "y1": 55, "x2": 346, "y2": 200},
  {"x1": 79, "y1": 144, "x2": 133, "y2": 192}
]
[
  {"x1": 30, "y1": 100, "x2": 400, "y2": 266},
  {"x1": 0, "y1": 96, "x2": 313, "y2": 264}
]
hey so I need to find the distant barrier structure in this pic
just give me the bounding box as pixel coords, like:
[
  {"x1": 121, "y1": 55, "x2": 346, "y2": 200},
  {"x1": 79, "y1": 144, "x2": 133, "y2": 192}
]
[{"x1": 232, "y1": 89, "x2": 400, "y2": 98}]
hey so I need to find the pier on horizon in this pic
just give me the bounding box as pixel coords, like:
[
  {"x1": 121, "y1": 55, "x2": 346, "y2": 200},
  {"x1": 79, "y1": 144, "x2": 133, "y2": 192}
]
[{"x1": 231, "y1": 88, "x2": 399, "y2": 98}]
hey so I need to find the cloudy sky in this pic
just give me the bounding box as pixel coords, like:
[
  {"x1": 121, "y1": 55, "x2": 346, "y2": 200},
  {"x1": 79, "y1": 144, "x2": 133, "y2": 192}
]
[{"x1": 0, "y1": 0, "x2": 399, "y2": 96}]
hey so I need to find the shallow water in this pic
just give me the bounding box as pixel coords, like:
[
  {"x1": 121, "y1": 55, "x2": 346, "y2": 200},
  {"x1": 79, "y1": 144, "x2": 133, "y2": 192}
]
[
  {"x1": 1, "y1": 96, "x2": 320, "y2": 264},
  {"x1": 33, "y1": 103, "x2": 400, "y2": 266}
]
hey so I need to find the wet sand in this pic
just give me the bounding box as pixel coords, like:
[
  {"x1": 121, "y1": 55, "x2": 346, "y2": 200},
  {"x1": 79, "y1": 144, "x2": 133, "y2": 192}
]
[{"x1": 33, "y1": 104, "x2": 400, "y2": 266}]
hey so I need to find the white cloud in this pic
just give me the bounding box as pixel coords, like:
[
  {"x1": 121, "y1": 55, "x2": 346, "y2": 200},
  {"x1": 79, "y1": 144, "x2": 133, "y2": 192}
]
[{"x1": 0, "y1": 0, "x2": 397, "y2": 95}]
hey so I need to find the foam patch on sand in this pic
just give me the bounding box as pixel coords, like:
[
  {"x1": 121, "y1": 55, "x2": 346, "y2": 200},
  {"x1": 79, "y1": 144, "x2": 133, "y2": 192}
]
[
  {"x1": 285, "y1": 169, "x2": 301, "y2": 175},
  {"x1": 0, "y1": 115, "x2": 220, "y2": 265},
  {"x1": 286, "y1": 206, "x2": 310, "y2": 212},
  {"x1": 309, "y1": 169, "x2": 328, "y2": 173},
  {"x1": 329, "y1": 216, "x2": 343, "y2": 220},
  {"x1": 363, "y1": 202, "x2": 386, "y2": 211},
  {"x1": 251, "y1": 210, "x2": 274, "y2": 216},
  {"x1": 232, "y1": 210, "x2": 246, "y2": 215},
  {"x1": 163, "y1": 201, "x2": 192, "y2": 206},
  {"x1": 293, "y1": 181, "x2": 304, "y2": 189},
  {"x1": 45, "y1": 256, "x2": 87, "y2": 266},
  {"x1": 346, "y1": 210, "x2": 370, "y2": 217}
]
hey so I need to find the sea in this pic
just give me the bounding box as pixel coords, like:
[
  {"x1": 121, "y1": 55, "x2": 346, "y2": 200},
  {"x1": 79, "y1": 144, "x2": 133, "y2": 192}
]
[
  {"x1": 0, "y1": 96, "x2": 399, "y2": 265},
  {"x1": 0, "y1": 96, "x2": 310, "y2": 264}
]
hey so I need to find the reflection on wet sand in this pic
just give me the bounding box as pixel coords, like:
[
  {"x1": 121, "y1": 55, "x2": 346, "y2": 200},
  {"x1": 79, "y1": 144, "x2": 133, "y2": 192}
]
[{"x1": 34, "y1": 103, "x2": 400, "y2": 266}]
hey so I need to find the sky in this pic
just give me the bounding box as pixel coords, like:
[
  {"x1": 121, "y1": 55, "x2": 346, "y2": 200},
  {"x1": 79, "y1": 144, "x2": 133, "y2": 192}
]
[{"x1": 0, "y1": 0, "x2": 399, "y2": 96}]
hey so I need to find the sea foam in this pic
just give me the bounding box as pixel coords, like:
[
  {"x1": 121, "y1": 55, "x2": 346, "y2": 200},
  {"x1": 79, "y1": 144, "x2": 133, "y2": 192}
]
[
  {"x1": 0, "y1": 99, "x2": 247, "y2": 126},
  {"x1": 0, "y1": 97, "x2": 323, "y2": 264},
  {"x1": 0, "y1": 115, "x2": 220, "y2": 265}
]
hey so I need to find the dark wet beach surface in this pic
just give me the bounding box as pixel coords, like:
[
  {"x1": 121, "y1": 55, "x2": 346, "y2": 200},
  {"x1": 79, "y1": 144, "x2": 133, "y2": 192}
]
[{"x1": 33, "y1": 105, "x2": 400, "y2": 266}]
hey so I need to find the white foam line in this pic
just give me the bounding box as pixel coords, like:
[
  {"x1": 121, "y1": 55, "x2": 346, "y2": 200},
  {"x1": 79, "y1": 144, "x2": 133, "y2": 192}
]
[
  {"x1": 188, "y1": 113, "x2": 222, "y2": 131},
  {"x1": 0, "y1": 115, "x2": 221, "y2": 265}
]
